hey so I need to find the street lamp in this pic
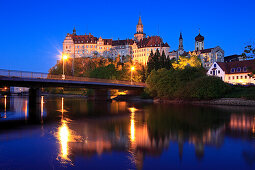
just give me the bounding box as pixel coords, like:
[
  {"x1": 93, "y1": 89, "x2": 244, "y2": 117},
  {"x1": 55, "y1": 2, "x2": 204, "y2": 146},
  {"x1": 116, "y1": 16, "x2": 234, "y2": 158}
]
[
  {"x1": 62, "y1": 55, "x2": 68, "y2": 80},
  {"x1": 131, "y1": 66, "x2": 135, "y2": 84}
]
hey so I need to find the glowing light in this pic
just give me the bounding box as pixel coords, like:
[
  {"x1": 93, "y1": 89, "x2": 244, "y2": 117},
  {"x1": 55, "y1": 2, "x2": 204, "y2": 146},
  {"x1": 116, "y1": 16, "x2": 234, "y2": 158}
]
[
  {"x1": 63, "y1": 55, "x2": 68, "y2": 60},
  {"x1": 41, "y1": 96, "x2": 44, "y2": 121},
  {"x1": 24, "y1": 100, "x2": 28, "y2": 120},
  {"x1": 129, "y1": 107, "x2": 137, "y2": 143},
  {"x1": 4, "y1": 87, "x2": 7, "y2": 90},
  {"x1": 4, "y1": 95, "x2": 7, "y2": 118},
  {"x1": 58, "y1": 120, "x2": 71, "y2": 162},
  {"x1": 131, "y1": 66, "x2": 135, "y2": 71}
]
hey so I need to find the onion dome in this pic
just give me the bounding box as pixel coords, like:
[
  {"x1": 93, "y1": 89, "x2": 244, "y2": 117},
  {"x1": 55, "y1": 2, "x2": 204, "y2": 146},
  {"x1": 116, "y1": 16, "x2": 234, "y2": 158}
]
[{"x1": 195, "y1": 33, "x2": 204, "y2": 42}]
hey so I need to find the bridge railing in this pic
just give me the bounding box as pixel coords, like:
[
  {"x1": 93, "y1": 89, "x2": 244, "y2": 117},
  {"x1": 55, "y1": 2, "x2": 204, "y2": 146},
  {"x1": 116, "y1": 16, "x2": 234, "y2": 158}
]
[{"x1": 0, "y1": 69, "x2": 145, "y2": 87}]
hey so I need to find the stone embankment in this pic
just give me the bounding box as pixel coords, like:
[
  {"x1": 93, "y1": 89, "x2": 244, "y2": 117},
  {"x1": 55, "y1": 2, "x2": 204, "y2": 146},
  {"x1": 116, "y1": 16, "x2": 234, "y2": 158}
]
[{"x1": 154, "y1": 98, "x2": 255, "y2": 106}]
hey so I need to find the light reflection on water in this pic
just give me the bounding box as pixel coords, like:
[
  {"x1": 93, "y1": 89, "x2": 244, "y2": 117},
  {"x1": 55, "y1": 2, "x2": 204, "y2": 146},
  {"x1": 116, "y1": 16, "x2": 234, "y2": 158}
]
[{"x1": 0, "y1": 96, "x2": 255, "y2": 169}]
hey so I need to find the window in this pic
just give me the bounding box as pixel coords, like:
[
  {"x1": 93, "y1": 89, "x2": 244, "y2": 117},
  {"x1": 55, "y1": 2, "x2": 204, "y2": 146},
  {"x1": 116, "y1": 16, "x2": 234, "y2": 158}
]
[
  {"x1": 237, "y1": 76, "x2": 239, "y2": 79},
  {"x1": 91, "y1": 45, "x2": 92, "y2": 48},
  {"x1": 86, "y1": 45, "x2": 88, "y2": 48},
  {"x1": 240, "y1": 76, "x2": 243, "y2": 79},
  {"x1": 229, "y1": 76, "x2": 231, "y2": 80},
  {"x1": 218, "y1": 70, "x2": 220, "y2": 74},
  {"x1": 231, "y1": 68, "x2": 235, "y2": 73},
  {"x1": 214, "y1": 64, "x2": 216, "y2": 67},
  {"x1": 245, "y1": 76, "x2": 247, "y2": 79},
  {"x1": 243, "y1": 67, "x2": 247, "y2": 72},
  {"x1": 237, "y1": 67, "x2": 241, "y2": 72},
  {"x1": 210, "y1": 71, "x2": 212, "y2": 74},
  {"x1": 233, "y1": 76, "x2": 235, "y2": 79}
]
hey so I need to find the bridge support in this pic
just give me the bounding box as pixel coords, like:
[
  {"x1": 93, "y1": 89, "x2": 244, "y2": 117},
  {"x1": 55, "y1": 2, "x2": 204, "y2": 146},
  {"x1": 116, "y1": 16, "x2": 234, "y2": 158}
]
[
  {"x1": 94, "y1": 89, "x2": 111, "y2": 101},
  {"x1": 28, "y1": 88, "x2": 41, "y2": 121}
]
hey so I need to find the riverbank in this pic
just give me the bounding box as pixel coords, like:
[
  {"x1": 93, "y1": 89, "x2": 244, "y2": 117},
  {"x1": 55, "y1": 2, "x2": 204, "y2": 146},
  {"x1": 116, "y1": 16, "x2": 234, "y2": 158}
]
[{"x1": 154, "y1": 98, "x2": 255, "y2": 106}]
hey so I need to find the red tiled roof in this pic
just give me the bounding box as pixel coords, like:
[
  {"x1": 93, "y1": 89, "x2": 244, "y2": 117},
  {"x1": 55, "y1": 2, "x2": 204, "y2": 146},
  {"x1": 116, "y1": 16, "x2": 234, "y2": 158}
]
[
  {"x1": 71, "y1": 34, "x2": 98, "y2": 44},
  {"x1": 112, "y1": 39, "x2": 135, "y2": 46},
  {"x1": 138, "y1": 36, "x2": 169, "y2": 48},
  {"x1": 216, "y1": 60, "x2": 255, "y2": 74},
  {"x1": 200, "y1": 48, "x2": 213, "y2": 54},
  {"x1": 103, "y1": 39, "x2": 112, "y2": 45}
]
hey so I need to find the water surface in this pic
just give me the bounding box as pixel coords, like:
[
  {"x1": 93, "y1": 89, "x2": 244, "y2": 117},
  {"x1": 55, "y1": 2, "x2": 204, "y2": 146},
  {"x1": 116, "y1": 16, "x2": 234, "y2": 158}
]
[{"x1": 0, "y1": 96, "x2": 255, "y2": 169}]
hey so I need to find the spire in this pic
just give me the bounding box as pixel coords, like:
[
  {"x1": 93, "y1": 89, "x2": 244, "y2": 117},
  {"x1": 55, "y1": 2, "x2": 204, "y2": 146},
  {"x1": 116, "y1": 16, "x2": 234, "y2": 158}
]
[
  {"x1": 179, "y1": 32, "x2": 183, "y2": 39},
  {"x1": 73, "y1": 26, "x2": 76, "y2": 35},
  {"x1": 138, "y1": 16, "x2": 142, "y2": 25}
]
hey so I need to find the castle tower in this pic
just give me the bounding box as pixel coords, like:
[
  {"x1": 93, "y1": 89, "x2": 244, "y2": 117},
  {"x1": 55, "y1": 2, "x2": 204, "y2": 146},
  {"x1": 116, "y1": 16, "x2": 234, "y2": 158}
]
[
  {"x1": 73, "y1": 26, "x2": 76, "y2": 35},
  {"x1": 195, "y1": 29, "x2": 204, "y2": 51},
  {"x1": 134, "y1": 16, "x2": 146, "y2": 42}
]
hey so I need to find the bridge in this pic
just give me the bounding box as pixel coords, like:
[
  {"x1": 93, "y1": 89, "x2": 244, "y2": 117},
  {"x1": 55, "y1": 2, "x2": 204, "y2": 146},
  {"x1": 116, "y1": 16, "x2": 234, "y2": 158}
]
[{"x1": 0, "y1": 69, "x2": 146, "y2": 116}]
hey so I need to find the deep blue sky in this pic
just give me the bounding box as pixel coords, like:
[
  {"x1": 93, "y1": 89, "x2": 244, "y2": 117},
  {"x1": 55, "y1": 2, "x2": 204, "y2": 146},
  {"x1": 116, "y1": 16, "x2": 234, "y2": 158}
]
[{"x1": 0, "y1": 0, "x2": 254, "y2": 72}]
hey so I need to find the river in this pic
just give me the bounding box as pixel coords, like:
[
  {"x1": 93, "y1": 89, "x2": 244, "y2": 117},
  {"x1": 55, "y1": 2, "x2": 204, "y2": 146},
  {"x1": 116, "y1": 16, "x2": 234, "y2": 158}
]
[{"x1": 0, "y1": 96, "x2": 254, "y2": 169}]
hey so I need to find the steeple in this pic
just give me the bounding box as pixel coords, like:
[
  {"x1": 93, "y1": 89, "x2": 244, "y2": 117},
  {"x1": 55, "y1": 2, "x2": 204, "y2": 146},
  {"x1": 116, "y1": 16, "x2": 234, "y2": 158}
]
[
  {"x1": 179, "y1": 32, "x2": 183, "y2": 49},
  {"x1": 134, "y1": 16, "x2": 145, "y2": 42},
  {"x1": 179, "y1": 32, "x2": 183, "y2": 40},
  {"x1": 138, "y1": 16, "x2": 142, "y2": 25},
  {"x1": 73, "y1": 26, "x2": 76, "y2": 35}
]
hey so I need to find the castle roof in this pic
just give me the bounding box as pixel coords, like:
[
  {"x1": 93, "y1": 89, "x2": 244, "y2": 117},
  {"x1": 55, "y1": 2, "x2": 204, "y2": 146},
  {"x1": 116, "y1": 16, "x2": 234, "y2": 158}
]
[
  {"x1": 70, "y1": 34, "x2": 112, "y2": 45},
  {"x1": 137, "y1": 36, "x2": 169, "y2": 48},
  {"x1": 216, "y1": 60, "x2": 255, "y2": 74},
  {"x1": 112, "y1": 39, "x2": 134, "y2": 46}
]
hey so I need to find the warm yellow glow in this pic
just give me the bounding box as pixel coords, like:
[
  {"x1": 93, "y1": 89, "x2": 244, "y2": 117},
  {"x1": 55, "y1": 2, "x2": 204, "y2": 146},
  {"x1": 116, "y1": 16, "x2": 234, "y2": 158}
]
[
  {"x1": 4, "y1": 87, "x2": 7, "y2": 90},
  {"x1": 129, "y1": 107, "x2": 137, "y2": 143},
  {"x1": 41, "y1": 96, "x2": 44, "y2": 120},
  {"x1": 24, "y1": 100, "x2": 28, "y2": 120},
  {"x1": 130, "y1": 112, "x2": 135, "y2": 142},
  {"x1": 4, "y1": 95, "x2": 6, "y2": 112},
  {"x1": 63, "y1": 55, "x2": 68, "y2": 60},
  {"x1": 58, "y1": 120, "x2": 70, "y2": 162},
  {"x1": 131, "y1": 66, "x2": 135, "y2": 71}
]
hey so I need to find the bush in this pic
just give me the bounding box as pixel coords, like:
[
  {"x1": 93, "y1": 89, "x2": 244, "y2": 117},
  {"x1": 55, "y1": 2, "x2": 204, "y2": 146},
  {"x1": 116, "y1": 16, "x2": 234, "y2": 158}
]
[{"x1": 184, "y1": 76, "x2": 231, "y2": 99}]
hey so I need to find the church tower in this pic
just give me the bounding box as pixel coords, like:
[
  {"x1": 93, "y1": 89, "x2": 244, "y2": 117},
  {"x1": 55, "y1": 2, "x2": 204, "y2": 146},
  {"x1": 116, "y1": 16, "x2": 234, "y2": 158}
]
[
  {"x1": 134, "y1": 16, "x2": 146, "y2": 42},
  {"x1": 179, "y1": 32, "x2": 183, "y2": 50},
  {"x1": 177, "y1": 32, "x2": 184, "y2": 57},
  {"x1": 195, "y1": 30, "x2": 204, "y2": 51}
]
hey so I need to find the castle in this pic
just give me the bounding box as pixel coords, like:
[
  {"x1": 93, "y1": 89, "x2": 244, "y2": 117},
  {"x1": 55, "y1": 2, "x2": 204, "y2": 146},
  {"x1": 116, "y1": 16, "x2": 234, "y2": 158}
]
[
  {"x1": 62, "y1": 17, "x2": 224, "y2": 68},
  {"x1": 62, "y1": 16, "x2": 170, "y2": 65}
]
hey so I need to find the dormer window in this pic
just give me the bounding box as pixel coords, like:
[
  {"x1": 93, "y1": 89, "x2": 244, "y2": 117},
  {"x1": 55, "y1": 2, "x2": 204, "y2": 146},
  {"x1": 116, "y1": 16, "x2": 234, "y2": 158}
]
[
  {"x1": 231, "y1": 68, "x2": 235, "y2": 73},
  {"x1": 243, "y1": 67, "x2": 247, "y2": 72},
  {"x1": 237, "y1": 67, "x2": 241, "y2": 72},
  {"x1": 214, "y1": 64, "x2": 216, "y2": 67}
]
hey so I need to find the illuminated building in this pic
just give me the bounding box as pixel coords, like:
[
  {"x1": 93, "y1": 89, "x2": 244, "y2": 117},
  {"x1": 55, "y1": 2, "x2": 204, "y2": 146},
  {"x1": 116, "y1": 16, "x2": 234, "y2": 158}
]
[
  {"x1": 207, "y1": 59, "x2": 255, "y2": 85},
  {"x1": 169, "y1": 31, "x2": 224, "y2": 69},
  {"x1": 62, "y1": 16, "x2": 170, "y2": 65}
]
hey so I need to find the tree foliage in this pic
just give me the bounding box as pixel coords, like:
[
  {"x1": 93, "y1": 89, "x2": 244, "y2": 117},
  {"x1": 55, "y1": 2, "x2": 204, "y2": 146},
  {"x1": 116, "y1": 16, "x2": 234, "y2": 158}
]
[
  {"x1": 146, "y1": 67, "x2": 229, "y2": 99},
  {"x1": 172, "y1": 55, "x2": 202, "y2": 69}
]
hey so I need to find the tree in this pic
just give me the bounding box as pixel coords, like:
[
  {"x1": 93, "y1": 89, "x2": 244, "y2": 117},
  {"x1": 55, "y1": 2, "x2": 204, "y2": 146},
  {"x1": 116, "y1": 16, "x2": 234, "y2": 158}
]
[
  {"x1": 242, "y1": 44, "x2": 255, "y2": 60},
  {"x1": 172, "y1": 55, "x2": 201, "y2": 69}
]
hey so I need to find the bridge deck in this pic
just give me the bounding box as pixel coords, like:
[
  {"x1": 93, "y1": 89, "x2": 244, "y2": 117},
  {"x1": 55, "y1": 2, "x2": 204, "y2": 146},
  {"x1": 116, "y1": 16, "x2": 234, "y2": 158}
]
[{"x1": 0, "y1": 69, "x2": 145, "y2": 89}]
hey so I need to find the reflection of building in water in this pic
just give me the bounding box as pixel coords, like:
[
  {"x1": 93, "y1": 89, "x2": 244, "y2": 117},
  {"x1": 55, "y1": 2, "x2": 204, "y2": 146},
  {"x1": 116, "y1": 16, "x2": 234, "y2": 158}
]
[{"x1": 229, "y1": 114, "x2": 255, "y2": 132}]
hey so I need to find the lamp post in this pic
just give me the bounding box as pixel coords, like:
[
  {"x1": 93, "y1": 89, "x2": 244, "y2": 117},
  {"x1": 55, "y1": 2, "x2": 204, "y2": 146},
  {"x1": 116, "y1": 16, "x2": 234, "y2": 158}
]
[
  {"x1": 62, "y1": 55, "x2": 68, "y2": 80},
  {"x1": 131, "y1": 66, "x2": 135, "y2": 84}
]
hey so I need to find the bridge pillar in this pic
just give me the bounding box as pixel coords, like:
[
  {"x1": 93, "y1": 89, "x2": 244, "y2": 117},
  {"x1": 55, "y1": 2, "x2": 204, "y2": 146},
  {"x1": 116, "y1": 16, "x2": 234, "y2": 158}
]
[
  {"x1": 28, "y1": 88, "x2": 41, "y2": 121},
  {"x1": 94, "y1": 89, "x2": 111, "y2": 101}
]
